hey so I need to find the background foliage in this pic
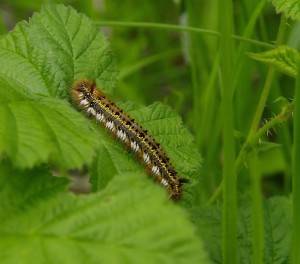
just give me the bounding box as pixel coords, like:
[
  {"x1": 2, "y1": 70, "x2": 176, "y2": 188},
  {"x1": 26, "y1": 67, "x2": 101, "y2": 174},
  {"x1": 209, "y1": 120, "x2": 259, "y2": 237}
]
[{"x1": 0, "y1": 0, "x2": 299, "y2": 263}]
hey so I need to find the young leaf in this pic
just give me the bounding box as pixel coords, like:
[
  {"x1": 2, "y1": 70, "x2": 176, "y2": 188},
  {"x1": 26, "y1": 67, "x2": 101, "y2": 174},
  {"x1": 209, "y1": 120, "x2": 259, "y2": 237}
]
[
  {"x1": 271, "y1": 0, "x2": 300, "y2": 20},
  {"x1": 0, "y1": 4, "x2": 118, "y2": 169},
  {"x1": 248, "y1": 46, "x2": 299, "y2": 78},
  {"x1": 0, "y1": 162, "x2": 210, "y2": 264},
  {"x1": 90, "y1": 102, "x2": 203, "y2": 205}
]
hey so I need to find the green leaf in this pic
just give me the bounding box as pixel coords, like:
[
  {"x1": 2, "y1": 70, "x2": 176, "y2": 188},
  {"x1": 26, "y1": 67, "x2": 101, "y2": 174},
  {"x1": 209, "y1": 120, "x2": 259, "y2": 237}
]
[
  {"x1": 264, "y1": 197, "x2": 292, "y2": 264},
  {"x1": 90, "y1": 102, "x2": 203, "y2": 206},
  {"x1": 248, "y1": 46, "x2": 299, "y2": 78},
  {"x1": 0, "y1": 4, "x2": 201, "y2": 204},
  {"x1": 271, "y1": 0, "x2": 300, "y2": 20},
  {"x1": 189, "y1": 196, "x2": 292, "y2": 264},
  {"x1": 0, "y1": 162, "x2": 210, "y2": 264},
  {"x1": 0, "y1": 4, "x2": 118, "y2": 168},
  {"x1": 0, "y1": 75, "x2": 100, "y2": 169},
  {"x1": 189, "y1": 205, "x2": 222, "y2": 263},
  {"x1": 0, "y1": 78, "x2": 100, "y2": 169}
]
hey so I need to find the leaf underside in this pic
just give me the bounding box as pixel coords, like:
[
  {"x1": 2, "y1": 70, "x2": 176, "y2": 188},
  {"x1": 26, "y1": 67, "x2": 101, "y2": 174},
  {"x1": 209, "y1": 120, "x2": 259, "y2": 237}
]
[{"x1": 248, "y1": 45, "x2": 299, "y2": 78}]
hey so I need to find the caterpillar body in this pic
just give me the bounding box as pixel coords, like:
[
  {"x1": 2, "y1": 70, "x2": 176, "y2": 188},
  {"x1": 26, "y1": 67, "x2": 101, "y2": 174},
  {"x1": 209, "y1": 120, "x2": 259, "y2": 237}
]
[{"x1": 71, "y1": 80, "x2": 186, "y2": 200}]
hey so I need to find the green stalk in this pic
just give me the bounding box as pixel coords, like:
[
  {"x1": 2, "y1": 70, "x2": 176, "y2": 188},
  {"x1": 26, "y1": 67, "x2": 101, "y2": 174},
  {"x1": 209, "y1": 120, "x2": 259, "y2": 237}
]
[
  {"x1": 185, "y1": 0, "x2": 202, "y2": 145},
  {"x1": 219, "y1": 0, "x2": 237, "y2": 263},
  {"x1": 119, "y1": 49, "x2": 181, "y2": 80},
  {"x1": 235, "y1": 14, "x2": 287, "y2": 173},
  {"x1": 206, "y1": 100, "x2": 293, "y2": 206},
  {"x1": 247, "y1": 15, "x2": 286, "y2": 138},
  {"x1": 207, "y1": 14, "x2": 287, "y2": 205},
  {"x1": 249, "y1": 151, "x2": 264, "y2": 264},
  {"x1": 197, "y1": 52, "x2": 220, "y2": 148},
  {"x1": 94, "y1": 21, "x2": 274, "y2": 48},
  {"x1": 292, "y1": 60, "x2": 300, "y2": 264},
  {"x1": 233, "y1": 0, "x2": 266, "y2": 90}
]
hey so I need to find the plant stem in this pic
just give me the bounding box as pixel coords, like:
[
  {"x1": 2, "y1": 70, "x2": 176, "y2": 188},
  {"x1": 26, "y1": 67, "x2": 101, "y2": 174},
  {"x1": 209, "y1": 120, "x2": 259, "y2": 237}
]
[
  {"x1": 248, "y1": 15, "x2": 286, "y2": 137},
  {"x1": 185, "y1": 0, "x2": 202, "y2": 148},
  {"x1": 119, "y1": 49, "x2": 181, "y2": 80},
  {"x1": 94, "y1": 21, "x2": 274, "y2": 48},
  {"x1": 206, "y1": 100, "x2": 293, "y2": 206},
  {"x1": 292, "y1": 59, "x2": 300, "y2": 264},
  {"x1": 219, "y1": 0, "x2": 237, "y2": 263},
  {"x1": 249, "y1": 151, "x2": 264, "y2": 264},
  {"x1": 235, "y1": 14, "x2": 287, "y2": 172},
  {"x1": 207, "y1": 14, "x2": 287, "y2": 205}
]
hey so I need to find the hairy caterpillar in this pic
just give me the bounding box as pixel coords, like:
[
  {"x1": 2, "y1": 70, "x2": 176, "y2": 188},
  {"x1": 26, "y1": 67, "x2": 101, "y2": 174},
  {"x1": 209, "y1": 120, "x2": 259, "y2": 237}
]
[{"x1": 71, "y1": 79, "x2": 186, "y2": 200}]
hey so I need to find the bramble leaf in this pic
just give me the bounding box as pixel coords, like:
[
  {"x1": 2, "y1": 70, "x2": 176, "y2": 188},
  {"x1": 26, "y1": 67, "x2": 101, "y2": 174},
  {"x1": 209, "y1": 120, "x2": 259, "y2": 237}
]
[
  {"x1": 248, "y1": 46, "x2": 299, "y2": 78},
  {"x1": 0, "y1": 79, "x2": 99, "y2": 169},
  {"x1": 189, "y1": 196, "x2": 292, "y2": 264},
  {"x1": 90, "y1": 101, "x2": 203, "y2": 205},
  {"x1": 0, "y1": 4, "x2": 118, "y2": 169},
  {"x1": 0, "y1": 162, "x2": 210, "y2": 264},
  {"x1": 271, "y1": 0, "x2": 300, "y2": 20}
]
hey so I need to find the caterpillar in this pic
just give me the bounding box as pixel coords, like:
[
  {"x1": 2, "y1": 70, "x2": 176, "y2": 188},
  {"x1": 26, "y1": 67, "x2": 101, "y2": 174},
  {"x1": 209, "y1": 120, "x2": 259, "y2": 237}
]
[{"x1": 71, "y1": 79, "x2": 186, "y2": 200}]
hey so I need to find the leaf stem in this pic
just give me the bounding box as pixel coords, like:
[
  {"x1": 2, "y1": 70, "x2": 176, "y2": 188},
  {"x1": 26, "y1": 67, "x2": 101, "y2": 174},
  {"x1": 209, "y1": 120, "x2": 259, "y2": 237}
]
[
  {"x1": 206, "y1": 100, "x2": 294, "y2": 206},
  {"x1": 219, "y1": 0, "x2": 237, "y2": 263},
  {"x1": 94, "y1": 21, "x2": 275, "y2": 48},
  {"x1": 292, "y1": 56, "x2": 300, "y2": 264},
  {"x1": 207, "y1": 14, "x2": 287, "y2": 205},
  {"x1": 236, "y1": 14, "x2": 287, "y2": 170},
  {"x1": 119, "y1": 49, "x2": 181, "y2": 80},
  {"x1": 250, "y1": 15, "x2": 287, "y2": 134},
  {"x1": 249, "y1": 151, "x2": 264, "y2": 264}
]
